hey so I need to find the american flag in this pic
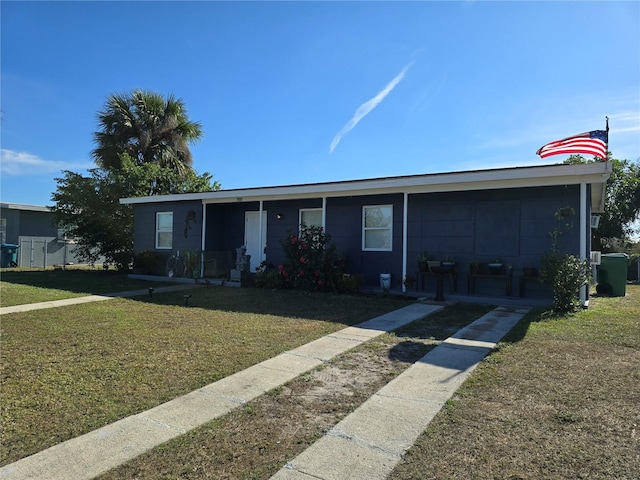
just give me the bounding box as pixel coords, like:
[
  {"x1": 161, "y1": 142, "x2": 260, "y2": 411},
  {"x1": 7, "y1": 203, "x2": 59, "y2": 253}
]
[{"x1": 536, "y1": 129, "x2": 608, "y2": 160}]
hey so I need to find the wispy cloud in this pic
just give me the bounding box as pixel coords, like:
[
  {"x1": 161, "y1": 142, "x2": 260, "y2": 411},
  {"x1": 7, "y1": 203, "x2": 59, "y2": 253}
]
[
  {"x1": 0, "y1": 149, "x2": 92, "y2": 175},
  {"x1": 330, "y1": 62, "x2": 412, "y2": 153}
]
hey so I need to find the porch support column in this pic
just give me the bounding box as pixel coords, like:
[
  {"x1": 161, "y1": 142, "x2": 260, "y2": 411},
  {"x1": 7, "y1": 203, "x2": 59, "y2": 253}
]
[
  {"x1": 200, "y1": 202, "x2": 207, "y2": 277},
  {"x1": 259, "y1": 200, "x2": 264, "y2": 264},
  {"x1": 322, "y1": 197, "x2": 327, "y2": 230},
  {"x1": 402, "y1": 192, "x2": 408, "y2": 293},
  {"x1": 579, "y1": 182, "x2": 588, "y2": 307}
]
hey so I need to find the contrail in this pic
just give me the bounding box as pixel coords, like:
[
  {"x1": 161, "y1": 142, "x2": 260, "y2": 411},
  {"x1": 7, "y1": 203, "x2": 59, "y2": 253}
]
[{"x1": 330, "y1": 62, "x2": 412, "y2": 153}]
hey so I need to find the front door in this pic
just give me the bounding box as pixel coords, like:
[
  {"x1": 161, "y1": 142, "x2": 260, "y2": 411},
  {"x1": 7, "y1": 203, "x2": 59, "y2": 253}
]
[{"x1": 244, "y1": 211, "x2": 267, "y2": 272}]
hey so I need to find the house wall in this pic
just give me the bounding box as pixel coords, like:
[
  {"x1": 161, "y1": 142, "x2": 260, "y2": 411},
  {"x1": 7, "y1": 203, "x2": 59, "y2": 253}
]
[
  {"x1": 263, "y1": 199, "x2": 324, "y2": 261},
  {"x1": 133, "y1": 201, "x2": 203, "y2": 266},
  {"x1": 243, "y1": 194, "x2": 405, "y2": 286},
  {"x1": 0, "y1": 207, "x2": 58, "y2": 244},
  {"x1": 131, "y1": 183, "x2": 585, "y2": 298},
  {"x1": 205, "y1": 202, "x2": 263, "y2": 255},
  {"x1": 408, "y1": 185, "x2": 581, "y2": 297},
  {"x1": 326, "y1": 194, "x2": 404, "y2": 286}
]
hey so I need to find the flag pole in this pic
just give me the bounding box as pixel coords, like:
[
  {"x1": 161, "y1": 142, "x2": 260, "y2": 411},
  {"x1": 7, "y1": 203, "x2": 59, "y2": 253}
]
[{"x1": 605, "y1": 116, "x2": 609, "y2": 161}]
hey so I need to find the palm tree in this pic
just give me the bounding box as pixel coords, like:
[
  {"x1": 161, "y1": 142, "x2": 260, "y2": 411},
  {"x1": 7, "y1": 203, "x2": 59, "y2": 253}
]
[{"x1": 92, "y1": 90, "x2": 203, "y2": 175}]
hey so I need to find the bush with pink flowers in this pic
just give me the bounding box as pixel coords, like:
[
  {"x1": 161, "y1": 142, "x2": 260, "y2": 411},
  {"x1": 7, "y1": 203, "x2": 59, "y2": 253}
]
[{"x1": 278, "y1": 225, "x2": 346, "y2": 292}]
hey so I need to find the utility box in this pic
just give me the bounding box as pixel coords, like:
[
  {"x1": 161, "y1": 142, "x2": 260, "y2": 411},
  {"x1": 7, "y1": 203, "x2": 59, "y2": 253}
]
[
  {"x1": 596, "y1": 253, "x2": 629, "y2": 297},
  {"x1": 1, "y1": 243, "x2": 19, "y2": 267}
]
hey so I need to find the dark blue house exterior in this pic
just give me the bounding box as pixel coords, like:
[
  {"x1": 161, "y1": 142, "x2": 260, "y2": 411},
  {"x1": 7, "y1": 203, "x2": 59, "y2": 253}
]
[{"x1": 121, "y1": 162, "x2": 610, "y2": 304}]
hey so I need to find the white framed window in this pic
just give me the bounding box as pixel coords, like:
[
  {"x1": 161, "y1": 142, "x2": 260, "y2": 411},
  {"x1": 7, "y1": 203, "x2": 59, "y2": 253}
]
[
  {"x1": 299, "y1": 208, "x2": 323, "y2": 229},
  {"x1": 362, "y1": 205, "x2": 392, "y2": 251},
  {"x1": 156, "y1": 212, "x2": 173, "y2": 249}
]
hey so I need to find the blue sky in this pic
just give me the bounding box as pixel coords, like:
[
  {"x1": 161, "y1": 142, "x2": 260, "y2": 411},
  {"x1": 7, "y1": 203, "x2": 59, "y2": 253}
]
[{"x1": 2, "y1": 1, "x2": 639, "y2": 207}]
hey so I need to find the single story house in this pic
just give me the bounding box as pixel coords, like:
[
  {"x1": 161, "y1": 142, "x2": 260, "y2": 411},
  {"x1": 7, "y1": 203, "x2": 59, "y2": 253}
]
[
  {"x1": 0, "y1": 202, "x2": 85, "y2": 267},
  {"x1": 120, "y1": 162, "x2": 611, "y2": 304}
]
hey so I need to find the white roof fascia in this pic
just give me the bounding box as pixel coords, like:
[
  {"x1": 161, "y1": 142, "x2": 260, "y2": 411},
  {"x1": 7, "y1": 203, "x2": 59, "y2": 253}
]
[
  {"x1": 0, "y1": 203, "x2": 53, "y2": 212},
  {"x1": 119, "y1": 162, "x2": 611, "y2": 206}
]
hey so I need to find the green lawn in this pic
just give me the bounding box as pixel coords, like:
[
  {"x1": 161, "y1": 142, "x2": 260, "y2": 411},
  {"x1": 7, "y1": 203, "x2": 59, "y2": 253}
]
[
  {"x1": 0, "y1": 284, "x2": 411, "y2": 466},
  {"x1": 391, "y1": 284, "x2": 640, "y2": 479},
  {"x1": 3, "y1": 268, "x2": 637, "y2": 479},
  {"x1": 0, "y1": 268, "x2": 175, "y2": 307}
]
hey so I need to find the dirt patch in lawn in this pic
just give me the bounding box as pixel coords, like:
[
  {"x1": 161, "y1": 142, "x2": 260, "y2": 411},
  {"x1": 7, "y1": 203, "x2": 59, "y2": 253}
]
[{"x1": 98, "y1": 302, "x2": 493, "y2": 479}]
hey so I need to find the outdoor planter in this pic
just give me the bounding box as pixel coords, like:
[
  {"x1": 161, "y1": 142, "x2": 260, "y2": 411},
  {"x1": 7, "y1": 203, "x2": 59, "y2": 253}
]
[
  {"x1": 379, "y1": 273, "x2": 391, "y2": 291},
  {"x1": 427, "y1": 260, "x2": 441, "y2": 272},
  {"x1": 488, "y1": 263, "x2": 503, "y2": 275}
]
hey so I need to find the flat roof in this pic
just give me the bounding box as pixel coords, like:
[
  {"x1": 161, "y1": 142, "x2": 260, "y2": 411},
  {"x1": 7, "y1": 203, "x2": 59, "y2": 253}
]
[
  {"x1": 120, "y1": 162, "x2": 611, "y2": 211},
  {"x1": 0, "y1": 203, "x2": 53, "y2": 212}
]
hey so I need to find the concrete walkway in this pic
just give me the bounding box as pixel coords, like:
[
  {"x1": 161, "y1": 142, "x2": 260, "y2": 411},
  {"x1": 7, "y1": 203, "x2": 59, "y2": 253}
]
[
  {"x1": 0, "y1": 284, "x2": 200, "y2": 315},
  {"x1": 270, "y1": 305, "x2": 529, "y2": 480},
  {"x1": 0, "y1": 303, "x2": 445, "y2": 480},
  {"x1": 0, "y1": 289, "x2": 529, "y2": 480}
]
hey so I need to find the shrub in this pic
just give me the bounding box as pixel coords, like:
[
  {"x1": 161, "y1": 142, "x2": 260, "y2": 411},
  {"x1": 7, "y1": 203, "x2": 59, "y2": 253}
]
[
  {"x1": 278, "y1": 225, "x2": 346, "y2": 292},
  {"x1": 628, "y1": 253, "x2": 639, "y2": 281},
  {"x1": 540, "y1": 252, "x2": 591, "y2": 313},
  {"x1": 254, "y1": 270, "x2": 285, "y2": 289},
  {"x1": 338, "y1": 273, "x2": 364, "y2": 294},
  {"x1": 132, "y1": 250, "x2": 162, "y2": 275}
]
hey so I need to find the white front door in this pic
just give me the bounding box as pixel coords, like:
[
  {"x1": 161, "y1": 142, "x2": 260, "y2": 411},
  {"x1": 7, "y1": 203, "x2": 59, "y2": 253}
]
[{"x1": 244, "y1": 211, "x2": 267, "y2": 272}]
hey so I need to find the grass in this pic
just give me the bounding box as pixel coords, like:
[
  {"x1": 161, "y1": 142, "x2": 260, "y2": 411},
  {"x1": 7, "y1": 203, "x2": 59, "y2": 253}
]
[
  {"x1": 0, "y1": 280, "x2": 412, "y2": 466},
  {"x1": 95, "y1": 303, "x2": 493, "y2": 480},
  {"x1": 3, "y1": 268, "x2": 638, "y2": 479},
  {"x1": 0, "y1": 267, "x2": 173, "y2": 307},
  {"x1": 391, "y1": 285, "x2": 640, "y2": 480}
]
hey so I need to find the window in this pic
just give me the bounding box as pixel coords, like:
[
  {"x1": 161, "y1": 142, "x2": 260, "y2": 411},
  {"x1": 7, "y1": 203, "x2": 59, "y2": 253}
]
[
  {"x1": 156, "y1": 212, "x2": 173, "y2": 249},
  {"x1": 0, "y1": 218, "x2": 5, "y2": 244},
  {"x1": 362, "y1": 205, "x2": 392, "y2": 251},
  {"x1": 299, "y1": 208, "x2": 323, "y2": 229}
]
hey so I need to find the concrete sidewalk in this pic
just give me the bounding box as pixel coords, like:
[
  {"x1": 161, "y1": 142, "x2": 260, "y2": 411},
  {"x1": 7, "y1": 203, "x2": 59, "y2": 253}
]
[
  {"x1": 0, "y1": 284, "x2": 200, "y2": 315},
  {"x1": 270, "y1": 305, "x2": 529, "y2": 480},
  {"x1": 0, "y1": 303, "x2": 446, "y2": 480}
]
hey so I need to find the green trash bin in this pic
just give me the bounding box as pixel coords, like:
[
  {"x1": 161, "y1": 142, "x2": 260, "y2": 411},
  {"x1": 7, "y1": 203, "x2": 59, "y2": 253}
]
[
  {"x1": 1, "y1": 243, "x2": 20, "y2": 268},
  {"x1": 597, "y1": 253, "x2": 629, "y2": 297}
]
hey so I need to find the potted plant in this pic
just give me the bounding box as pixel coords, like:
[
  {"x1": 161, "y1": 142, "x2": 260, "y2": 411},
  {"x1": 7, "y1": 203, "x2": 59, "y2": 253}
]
[
  {"x1": 403, "y1": 274, "x2": 416, "y2": 289},
  {"x1": 441, "y1": 255, "x2": 456, "y2": 267},
  {"x1": 379, "y1": 272, "x2": 391, "y2": 292},
  {"x1": 469, "y1": 260, "x2": 481, "y2": 274},
  {"x1": 488, "y1": 258, "x2": 504, "y2": 275},
  {"x1": 182, "y1": 249, "x2": 201, "y2": 278},
  {"x1": 417, "y1": 252, "x2": 430, "y2": 272}
]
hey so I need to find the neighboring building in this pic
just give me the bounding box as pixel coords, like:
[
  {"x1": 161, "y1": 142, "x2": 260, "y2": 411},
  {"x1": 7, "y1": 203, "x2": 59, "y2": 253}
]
[
  {"x1": 0, "y1": 203, "x2": 81, "y2": 267},
  {"x1": 120, "y1": 162, "x2": 611, "y2": 303}
]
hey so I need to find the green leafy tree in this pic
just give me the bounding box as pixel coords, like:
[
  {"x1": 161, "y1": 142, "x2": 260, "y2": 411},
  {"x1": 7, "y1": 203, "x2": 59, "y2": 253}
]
[
  {"x1": 52, "y1": 90, "x2": 218, "y2": 269},
  {"x1": 564, "y1": 155, "x2": 640, "y2": 250}
]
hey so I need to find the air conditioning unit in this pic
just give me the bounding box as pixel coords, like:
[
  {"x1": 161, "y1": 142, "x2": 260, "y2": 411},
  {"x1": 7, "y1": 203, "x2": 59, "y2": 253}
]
[
  {"x1": 590, "y1": 251, "x2": 602, "y2": 265},
  {"x1": 590, "y1": 215, "x2": 601, "y2": 229}
]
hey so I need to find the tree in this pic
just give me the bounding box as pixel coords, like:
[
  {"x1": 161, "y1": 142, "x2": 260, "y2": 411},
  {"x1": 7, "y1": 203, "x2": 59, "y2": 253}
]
[
  {"x1": 52, "y1": 91, "x2": 218, "y2": 269},
  {"x1": 564, "y1": 155, "x2": 640, "y2": 251},
  {"x1": 92, "y1": 90, "x2": 203, "y2": 175}
]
